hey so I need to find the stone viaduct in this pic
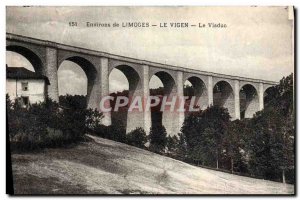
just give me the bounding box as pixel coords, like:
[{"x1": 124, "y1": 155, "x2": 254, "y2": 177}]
[{"x1": 6, "y1": 33, "x2": 277, "y2": 135}]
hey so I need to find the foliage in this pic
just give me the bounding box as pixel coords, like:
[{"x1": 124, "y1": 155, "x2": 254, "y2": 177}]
[
  {"x1": 264, "y1": 74, "x2": 293, "y2": 117},
  {"x1": 166, "y1": 135, "x2": 178, "y2": 152},
  {"x1": 6, "y1": 73, "x2": 294, "y2": 183},
  {"x1": 86, "y1": 108, "x2": 104, "y2": 131},
  {"x1": 89, "y1": 118, "x2": 127, "y2": 143},
  {"x1": 175, "y1": 133, "x2": 188, "y2": 161},
  {"x1": 166, "y1": 135, "x2": 179, "y2": 156},
  {"x1": 148, "y1": 125, "x2": 168, "y2": 154},
  {"x1": 183, "y1": 85, "x2": 195, "y2": 97},
  {"x1": 8, "y1": 97, "x2": 57, "y2": 150},
  {"x1": 246, "y1": 109, "x2": 284, "y2": 181},
  {"x1": 181, "y1": 106, "x2": 230, "y2": 167},
  {"x1": 126, "y1": 127, "x2": 148, "y2": 148},
  {"x1": 107, "y1": 123, "x2": 127, "y2": 143},
  {"x1": 178, "y1": 74, "x2": 294, "y2": 183},
  {"x1": 245, "y1": 74, "x2": 294, "y2": 183},
  {"x1": 7, "y1": 95, "x2": 103, "y2": 151},
  {"x1": 59, "y1": 94, "x2": 87, "y2": 110},
  {"x1": 223, "y1": 119, "x2": 249, "y2": 173}
]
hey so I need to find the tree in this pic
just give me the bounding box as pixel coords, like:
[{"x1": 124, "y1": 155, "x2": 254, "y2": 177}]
[
  {"x1": 59, "y1": 94, "x2": 87, "y2": 110},
  {"x1": 224, "y1": 119, "x2": 249, "y2": 173},
  {"x1": 264, "y1": 74, "x2": 293, "y2": 117},
  {"x1": 126, "y1": 127, "x2": 148, "y2": 148},
  {"x1": 169, "y1": 132, "x2": 188, "y2": 161},
  {"x1": 183, "y1": 85, "x2": 195, "y2": 97},
  {"x1": 181, "y1": 106, "x2": 231, "y2": 168},
  {"x1": 247, "y1": 109, "x2": 285, "y2": 181},
  {"x1": 107, "y1": 122, "x2": 127, "y2": 143},
  {"x1": 201, "y1": 127, "x2": 218, "y2": 167},
  {"x1": 149, "y1": 125, "x2": 168, "y2": 154},
  {"x1": 166, "y1": 135, "x2": 179, "y2": 157},
  {"x1": 85, "y1": 108, "x2": 104, "y2": 131},
  {"x1": 247, "y1": 74, "x2": 294, "y2": 183},
  {"x1": 275, "y1": 74, "x2": 294, "y2": 183}
]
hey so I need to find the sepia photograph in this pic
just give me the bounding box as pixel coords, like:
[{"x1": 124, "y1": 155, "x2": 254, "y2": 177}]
[{"x1": 6, "y1": 6, "x2": 295, "y2": 195}]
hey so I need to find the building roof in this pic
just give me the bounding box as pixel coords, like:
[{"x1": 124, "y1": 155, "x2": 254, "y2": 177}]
[{"x1": 6, "y1": 66, "x2": 50, "y2": 85}]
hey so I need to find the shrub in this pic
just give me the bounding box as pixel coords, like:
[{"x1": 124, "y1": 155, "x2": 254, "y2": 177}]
[
  {"x1": 107, "y1": 124, "x2": 127, "y2": 143},
  {"x1": 7, "y1": 95, "x2": 101, "y2": 151},
  {"x1": 126, "y1": 127, "x2": 148, "y2": 148},
  {"x1": 59, "y1": 107, "x2": 86, "y2": 142},
  {"x1": 59, "y1": 94, "x2": 87, "y2": 110},
  {"x1": 92, "y1": 124, "x2": 109, "y2": 138},
  {"x1": 166, "y1": 135, "x2": 179, "y2": 157},
  {"x1": 85, "y1": 108, "x2": 103, "y2": 131},
  {"x1": 148, "y1": 125, "x2": 168, "y2": 154},
  {"x1": 8, "y1": 109, "x2": 48, "y2": 151}
]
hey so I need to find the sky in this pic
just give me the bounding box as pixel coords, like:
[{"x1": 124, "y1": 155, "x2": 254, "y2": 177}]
[{"x1": 6, "y1": 6, "x2": 294, "y2": 95}]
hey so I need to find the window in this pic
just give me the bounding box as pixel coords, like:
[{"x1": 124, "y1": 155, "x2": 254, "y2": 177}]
[{"x1": 22, "y1": 82, "x2": 28, "y2": 91}]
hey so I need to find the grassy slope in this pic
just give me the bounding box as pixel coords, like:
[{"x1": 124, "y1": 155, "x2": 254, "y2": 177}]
[{"x1": 11, "y1": 135, "x2": 294, "y2": 195}]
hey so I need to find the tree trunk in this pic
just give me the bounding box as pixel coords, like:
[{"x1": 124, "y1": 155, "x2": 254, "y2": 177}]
[{"x1": 282, "y1": 169, "x2": 286, "y2": 184}]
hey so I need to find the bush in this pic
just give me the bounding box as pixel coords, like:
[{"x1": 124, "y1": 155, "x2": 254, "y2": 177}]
[
  {"x1": 107, "y1": 124, "x2": 127, "y2": 143},
  {"x1": 8, "y1": 109, "x2": 49, "y2": 151},
  {"x1": 126, "y1": 127, "x2": 148, "y2": 148},
  {"x1": 168, "y1": 133, "x2": 188, "y2": 161},
  {"x1": 59, "y1": 94, "x2": 87, "y2": 110},
  {"x1": 91, "y1": 124, "x2": 109, "y2": 138},
  {"x1": 149, "y1": 125, "x2": 168, "y2": 154},
  {"x1": 7, "y1": 95, "x2": 102, "y2": 151},
  {"x1": 8, "y1": 97, "x2": 55, "y2": 151},
  {"x1": 86, "y1": 108, "x2": 104, "y2": 131},
  {"x1": 166, "y1": 135, "x2": 179, "y2": 156},
  {"x1": 90, "y1": 117, "x2": 127, "y2": 143}
]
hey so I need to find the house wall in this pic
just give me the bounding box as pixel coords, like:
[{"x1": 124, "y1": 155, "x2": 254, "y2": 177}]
[{"x1": 6, "y1": 78, "x2": 46, "y2": 104}]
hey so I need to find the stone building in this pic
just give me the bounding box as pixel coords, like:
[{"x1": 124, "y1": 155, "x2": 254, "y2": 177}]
[{"x1": 6, "y1": 66, "x2": 50, "y2": 107}]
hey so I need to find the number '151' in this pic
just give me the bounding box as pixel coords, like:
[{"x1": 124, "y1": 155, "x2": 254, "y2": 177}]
[{"x1": 69, "y1": 22, "x2": 77, "y2": 26}]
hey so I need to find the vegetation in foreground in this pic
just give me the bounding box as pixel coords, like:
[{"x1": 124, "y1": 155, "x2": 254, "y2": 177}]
[{"x1": 7, "y1": 74, "x2": 294, "y2": 184}]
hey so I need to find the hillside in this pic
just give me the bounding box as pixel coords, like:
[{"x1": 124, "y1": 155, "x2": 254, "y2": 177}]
[{"x1": 11, "y1": 135, "x2": 294, "y2": 195}]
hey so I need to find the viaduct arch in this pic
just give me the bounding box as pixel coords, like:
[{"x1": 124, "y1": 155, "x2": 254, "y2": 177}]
[
  {"x1": 58, "y1": 56, "x2": 98, "y2": 107},
  {"x1": 184, "y1": 75, "x2": 208, "y2": 111},
  {"x1": 213, "y1": 80, "x2": 235, "y2": 117},
  {"x1": 6, "y1": 33, "x2": 278, "y2": 135},
  {"x1": 239, "y1": 84, "x2": 259, "y2": 119}
]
